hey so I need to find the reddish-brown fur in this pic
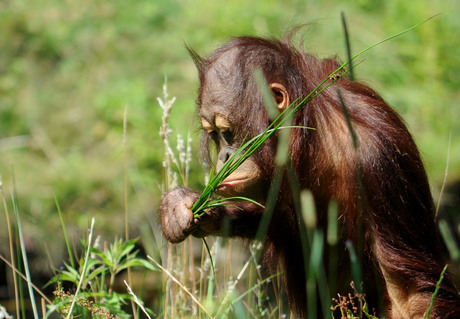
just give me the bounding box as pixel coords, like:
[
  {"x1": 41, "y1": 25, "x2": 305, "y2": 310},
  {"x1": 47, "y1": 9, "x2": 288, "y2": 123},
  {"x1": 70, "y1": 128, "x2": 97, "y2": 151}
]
[{"x1": 160, "y1": 34, "x2": 460, "y2": 318}]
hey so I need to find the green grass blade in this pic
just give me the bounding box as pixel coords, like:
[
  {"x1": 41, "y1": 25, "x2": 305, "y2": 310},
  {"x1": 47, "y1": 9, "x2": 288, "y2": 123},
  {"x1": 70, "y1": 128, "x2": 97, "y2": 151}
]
[
  {"x1": 255, "y1": 168, "x2": 284, "y2": 241},
  {"x1": 192, "y1": 126, "x2": 312, "y2": 217},
  {"x1": 341, "y1": 12, "x2": 354, "y2": 81},
  {"x1": 1, "y1": 178, "x2": 20, "y2": 319},
  {"x1": 208, "y1": 196, "x2": 264, "y2": 207},
  {"x1": 425, "y1": 264, "x2": 448, "y2": 319},
  {"x1": 346, "y1": 240, "x2": 362, "y2": 294},
  {"x1": 66, "y1": 217, "x2": 96, "y2": 319},
  {"x1": 327, "y1": 14, "x2": 439, "y2": 86},
  {"x1": 202, "y1": 237, "x2": 215, "y2": 273},
  {"x1": 435, "y1": 132, "x2": 451, "y2": 218},
  {"x1": 220, "y1": 272, "x2": 281, "y2": 316},
  {"x1": 54, "y1": 194, "x2": 75, "y2": 269},
  {"x1": 148, "y1": 256, "x2": 215, "y2": 318},
  {"x1": 439, "y1": 220, "x2": 460, "y2": 261},
  {"x1": 337, "y1": 89, "x2": 358, "y2": 148},
  {"x1": 197, "y1": 197, "x2": 265, "y2": 217},
  {"x1": 307, "y1": 230, "x2": 332, "y2": 318},
  {"x1": 253, "y1": 68, "x2": 278, "y2": 120},
  {"x1": 205, "y1": 242, "x2": 215, "y2": 310},
  {"x1": 12, "y1": 193, "x2": 39, "y2": 319}
]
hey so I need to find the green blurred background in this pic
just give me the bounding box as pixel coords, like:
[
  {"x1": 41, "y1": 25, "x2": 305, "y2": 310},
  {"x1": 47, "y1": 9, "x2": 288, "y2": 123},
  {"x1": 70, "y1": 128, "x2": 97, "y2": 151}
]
[{"x1": 0, "y1": 0, "x2": 459, "y2": 300}]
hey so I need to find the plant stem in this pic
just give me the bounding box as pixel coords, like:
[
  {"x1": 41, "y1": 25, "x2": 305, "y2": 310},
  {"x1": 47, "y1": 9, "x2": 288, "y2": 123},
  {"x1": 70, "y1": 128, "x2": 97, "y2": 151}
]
[{"x1": 66, "y1": 218, "x2": 96, "y2": 319}]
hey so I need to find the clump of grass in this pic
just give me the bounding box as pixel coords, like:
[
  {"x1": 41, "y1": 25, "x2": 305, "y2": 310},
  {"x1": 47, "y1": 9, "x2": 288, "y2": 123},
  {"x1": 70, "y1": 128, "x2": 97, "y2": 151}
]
[
  {"x1": 157, "y1": 79, "x2": 201, "y2": 317},
  {"x1": 157, "y1": 77, "x2": 193, "y2": 191},
  {"x1": 63, "y1": 217, "x2": 96, "y2": 319}
]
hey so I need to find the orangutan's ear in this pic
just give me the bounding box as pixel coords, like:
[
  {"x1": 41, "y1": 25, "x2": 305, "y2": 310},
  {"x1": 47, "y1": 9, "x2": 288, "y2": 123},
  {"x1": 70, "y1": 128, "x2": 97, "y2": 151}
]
[{"x1": 269, "y1": 83, "x2": 289, "y2": 111}]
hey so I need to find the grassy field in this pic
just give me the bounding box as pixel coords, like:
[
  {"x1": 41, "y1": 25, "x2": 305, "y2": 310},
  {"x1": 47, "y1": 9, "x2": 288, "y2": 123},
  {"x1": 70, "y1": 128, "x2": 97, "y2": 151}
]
[{"x1": 0, "y1": 0, "x2": 459, "y2": 317}]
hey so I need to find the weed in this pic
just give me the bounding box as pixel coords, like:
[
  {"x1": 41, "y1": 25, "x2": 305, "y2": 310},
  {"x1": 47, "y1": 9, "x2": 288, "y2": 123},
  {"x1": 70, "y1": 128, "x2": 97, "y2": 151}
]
[
  {"x1": 48, "y1": 236, "x2": 156, "y2": 318},
  {"x1": 331, "y1": 282, "x2": 378, "y2": 319}
]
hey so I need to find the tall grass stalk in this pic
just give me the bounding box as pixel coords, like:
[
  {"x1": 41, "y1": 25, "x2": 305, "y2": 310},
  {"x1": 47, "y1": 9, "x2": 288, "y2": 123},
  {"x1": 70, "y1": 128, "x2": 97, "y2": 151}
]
[
  {"x1": 66, "y1": 217, "x2": 96, "y2": 319},
  {"x1": 214, "y1": 257, "x2": 251, "y2": 315},
  {"x1": 218, "y1": 273, "x2": 281, "y2": 317},
  {"x1": 425, "y1": 264, "x2": 448, "y2": 319},
  {"x1": 12, "y1": 192, "x2": 39, "y2": 319},
  {"x1": 300, "y1": 191, "x2": 332, "y2": 317},
  {"x1": 439, "y1": 220, "x2": 460, "y2": 261},
  {"x1": 158, "y1": 80, "x2": 207, "y2": 318},
  {"x1": 158, "y1": 77, "x2": 178, "y2": 191},
  {"x1": 0, "y1": 255, "x2": 52, "y2": 305},
  {"x1": 149, "y1": 256, "x2": 214, "y2": 318},
  {"x1": 345, "y1": 241, "x2": 362, "y2": 294},
  {"x1": 156, "y1": 80, "x2": 277, "y2": 316},
  {"x1": 124, "y1": 280, "x2": 152, "y2": 319},
  {"x1": 123, "y1": 105, "x2": 130, "y2": 243},
  {"x1": 327, "y1": 201, "x2": 339, "y2": 299},
  {"x1": 54, "y1": 195, "x2": 75, "y2": 269},
  {"x1": 158, "y1": 80, "x2": 175, "y2": 318},
  {"x1": 337, "y1": 88, "x2": 366, "y2": 296},
  {"x1": 341, "y1": 12, "x2": 354, "y2": 81},
  {"x1": 0, "y1": 179, "x2": 20, "y2": 319},
  {"x1": 122, "y1": 104, "x2": 138, "y2": 319},
  {"x1": 435, "y1": 132, "x2": 451, "y2": 217}
]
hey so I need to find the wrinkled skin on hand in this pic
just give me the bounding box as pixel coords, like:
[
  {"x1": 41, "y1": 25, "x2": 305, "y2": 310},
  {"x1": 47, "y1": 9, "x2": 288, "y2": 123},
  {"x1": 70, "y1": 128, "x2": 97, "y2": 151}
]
[{"x1": 159, "y1": 187, "x2": 222, "y2": 243}]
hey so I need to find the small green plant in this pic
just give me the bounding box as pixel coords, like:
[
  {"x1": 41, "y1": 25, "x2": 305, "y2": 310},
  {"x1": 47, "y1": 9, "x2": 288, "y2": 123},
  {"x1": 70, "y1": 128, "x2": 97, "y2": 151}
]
[
  {"x1": 52, "y1": 282, "x2": 120, "y2": 319},
  {"x1": 48, "y1": 237, "x2": 156, "y2": 318}
]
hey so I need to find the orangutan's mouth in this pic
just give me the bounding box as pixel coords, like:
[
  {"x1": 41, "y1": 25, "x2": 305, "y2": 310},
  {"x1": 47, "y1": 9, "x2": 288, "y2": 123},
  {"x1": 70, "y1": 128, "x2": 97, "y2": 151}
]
[{"x1": 218, "y1": 178, "x2": 247, "y2": 190}]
